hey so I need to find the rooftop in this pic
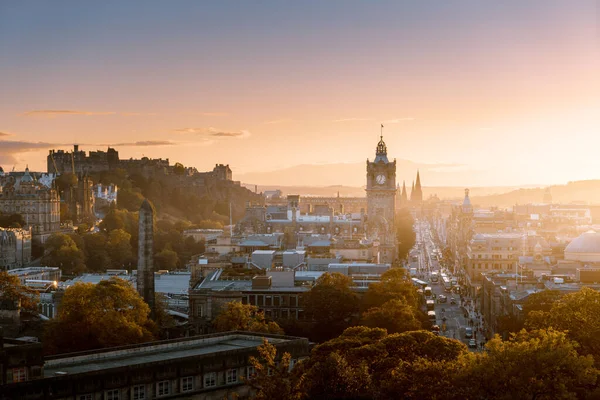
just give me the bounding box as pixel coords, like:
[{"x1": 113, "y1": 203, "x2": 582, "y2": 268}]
[{"x1": 44, "y1": 332, "x2": 302, "y2": 377}]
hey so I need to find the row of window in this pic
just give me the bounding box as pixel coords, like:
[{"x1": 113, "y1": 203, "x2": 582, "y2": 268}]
[
  {"x1": 471, "y1": 263, "x2": 513, "y2": 270},
  {"x1": 78, "y1": 369, "x2": 241, "y2": 400},
  {"x1": 245, "y1": 294, "x2": 302, "y2": 307}
]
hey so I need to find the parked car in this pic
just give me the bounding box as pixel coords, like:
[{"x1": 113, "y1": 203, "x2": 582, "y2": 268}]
[
  {"x1": 438, "y1": 295, "x2": 447, "y2": 303},
  {"x1": 450, "y1": 297, "x2": 456, "y2": 305},
  {"x1": 465, "y1": 327, "x2": 473, "y2": 338},
  {"x1": 469, "y1": 339, "x2": 477, "y2": 349}
]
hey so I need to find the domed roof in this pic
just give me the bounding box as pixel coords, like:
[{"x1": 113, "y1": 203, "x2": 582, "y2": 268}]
[{"x1": 565, "y1": 231, "x2": 600, "y2": 254}]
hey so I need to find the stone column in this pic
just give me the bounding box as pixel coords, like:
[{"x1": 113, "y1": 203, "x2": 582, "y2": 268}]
[{"x1": 137, "y1": 199, "x2": 155, "y2": 319}]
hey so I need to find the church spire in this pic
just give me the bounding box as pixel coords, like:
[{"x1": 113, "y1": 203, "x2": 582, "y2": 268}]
[
  {"x1": 412, "y1": 170, "x2": 423, "y2": 203},
  {"x1": 410, "y1": 180, "x2": 415, "y2": 201},
  {"x1": 401, "y1": 180, "x2": 408, "y2": 203}
]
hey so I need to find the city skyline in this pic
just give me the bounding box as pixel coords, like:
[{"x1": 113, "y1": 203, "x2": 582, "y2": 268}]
[{"x1": 1, "y1": 1, "x2": 598, "y2": 186}]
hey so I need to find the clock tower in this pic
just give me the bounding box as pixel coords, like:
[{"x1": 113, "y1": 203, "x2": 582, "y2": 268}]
[{"x1": 366, "y1": 135, "x2": 397, "y2": 262}]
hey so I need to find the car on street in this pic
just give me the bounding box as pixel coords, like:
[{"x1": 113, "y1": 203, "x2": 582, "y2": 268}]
[
  {"x1": 450, "y1": 297, "x2": 456, "y2": 305},
  {"x1": 469, "y1": 339, "x2": 477, "y2": 349},
  {"x1": 437, "y1": 294, "x2": 447, "y2": 303},
  {"x1": 465, "y1": 327, "x2": 473, "y2": 338}
]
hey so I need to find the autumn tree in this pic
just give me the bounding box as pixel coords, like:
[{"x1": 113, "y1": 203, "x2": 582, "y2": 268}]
[
  {"x1": 44, "y1": 277, "x2": 155, "y2": 354},
  {"x1": 248, "y1": 338, "x2": 300, "y2": 400},
  {"x1": 302, "y1": 272, "x2": 360, "y2": 341},
  {"x1": 457, "y1": 329, "x2": 598, "y2": 400},
  {"x1": 0, "y1": 271, "x2": 39, "y2": 313},
  {"x1": 41, "y1": 233, "x2": 86, "y2": 275},
  {"x1": 213, "y1": 302, "x2": 283, "y2": 334},
  {"x1": 526, "y1": 287, "x2": 600, "y2": 360}
]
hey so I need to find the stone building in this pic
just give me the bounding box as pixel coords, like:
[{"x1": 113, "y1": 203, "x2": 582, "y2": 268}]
[
  {"x1": 0, "y1": 228, "x2": 32, "y2": 270},
  {"x1": 0, "y1": 168, "x2": 60, "y2": 244},
  {"x1": 137, "y1": 199, "x2": 156, "y2": 319},
  {"x1": 0, "y1": 331, "x2": 310, "y2": 400}
]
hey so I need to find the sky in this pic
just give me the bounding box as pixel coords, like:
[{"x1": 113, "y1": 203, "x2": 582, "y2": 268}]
[{"x1": 0, "y1": 1, "x2": 598, "y2": 187}]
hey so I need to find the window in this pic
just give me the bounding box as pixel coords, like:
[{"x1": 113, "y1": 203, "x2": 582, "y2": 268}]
[
  {"x1": 247, "y1": 366, "x2": 257, "y2": 379},
  {"x1": 226, "y1": 369, "x2": 238, "y2": 384},
  {"x1": 106, "y1": 390, "x2": 120, "y2": 400},
  {"x1": 157, "y1": 381, "x2": 170, "y2": 397},
  {"x1": 11, "y1": 367, "x2": 27, "y2": 383},
  {"x1": 204, "y1": 372, "x2": 217, "y2": 388},
  {"x1": 79, "y1": 395, "x2": 92, "y2": 400},
  {"x1": 133, "y1": 385, "x2": 145, "y2": 400},
  {"x1": 181, "y1": 376, "x2": 194, "y2": 392}
]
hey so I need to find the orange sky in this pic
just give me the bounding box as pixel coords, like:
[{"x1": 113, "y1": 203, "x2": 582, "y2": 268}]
[{"x1": 0, "y1": 1, "x2": 598, "y2": 186}]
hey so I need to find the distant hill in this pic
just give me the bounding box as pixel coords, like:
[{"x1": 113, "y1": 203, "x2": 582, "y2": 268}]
[
  {"x1": 470, "y1": 180, "x2": 600, "y2": 208},
  {"x1": 243, "y1": 184, "x2": 531, "y2": 199},
  {"x1": 237, "y1": 159, "x2": 513, "y2": 188},
  {"x1": 242, "y1": 180, "x2": 600, "y2": 208}
]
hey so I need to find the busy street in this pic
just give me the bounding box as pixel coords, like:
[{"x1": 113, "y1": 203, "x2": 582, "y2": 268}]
[{"x1": 408, "y1": 219, "x2": 486, "y2": 350}]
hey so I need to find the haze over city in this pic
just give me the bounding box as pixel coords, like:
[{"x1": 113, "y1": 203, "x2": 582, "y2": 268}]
[{"x1": 1, "y1": 1, "x2": 599, "y2": 187}]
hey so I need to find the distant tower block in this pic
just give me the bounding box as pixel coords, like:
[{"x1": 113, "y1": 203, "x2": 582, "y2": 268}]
[{"x1": 137, "y1": 199, "x2": 156, "y2": 319}]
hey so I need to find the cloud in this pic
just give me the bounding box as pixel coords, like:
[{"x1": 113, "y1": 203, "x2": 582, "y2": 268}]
[
  {"x1": 22, "y1": 110, "x2": 116, "y2": 117},
  {"x1": 0, "y1": 132, "x2": 13, "y2": 137},
  {"x1": 110, "y1": 140, "x2": 176, "y2": 147},
  {"x1": 333, "y1": 118, "x2": 371, "y2": 122},
  {"x1": 383, "y1": 117, "x2": 414, "y2": 123},
  {"x1": 0, "y1": 140, "x2": 58, "y2": 165},
  {"x1": 174, "y1": 127, "x2": 251, "y2": 138}
]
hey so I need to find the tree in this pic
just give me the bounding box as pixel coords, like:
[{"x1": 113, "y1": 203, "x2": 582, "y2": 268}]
[
  {"x1": 362, "y1": 268, "x2": 419, "y2": 310},
  {"x1": 396, "y1": 208, "x2": 416, "y2": 260},
  {"x1": 154, "y1": 246, "x2": 178, "y2": 270},
  {"x1": 213, "y1": 302, "x2": 283, "y2": 334},
  {"x1": 44, "y1": 277, "x2": 155, "y2": 354},
  {"x1": 302, "y1": 273, "x2": 360, "y2": 341},
  {"x1": 116, "y1": 188, "x2": 145, "y2": 211},
  {"x1": 458, "y1": 329, "x2": 598, "y2": 400},
  {"x1": 526, "y1": 287, "x2": 600, "y2": 360},
  {"x1": 41, "y1": 233, "x2": 86, "y2": 275},
  {"x1": 248, "y1": 338, "x2": 300, "y2": 400},
  {"x1": 361, "y1": 299, "x2": 422, "y2": 334},
  {"x1": 0, "y1": 271, "x2": 39, "y2": 313},
  {"x1": 82, "y1": 232, "x2": 110, "y2": 272},
  {"x1": 107, "y1": 229, "x2": 133, "y2": 268}
]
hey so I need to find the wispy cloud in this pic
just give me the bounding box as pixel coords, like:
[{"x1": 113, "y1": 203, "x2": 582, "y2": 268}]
[
  {"x1": 174, "y1": 127, "x2": 251, "y2": 138},
  {"x1": 109, "y1": 140, "x2": 176, "y2": 147},
  {"x1": 22, "y1": 110, "x2": 116, "y2": 117},
  {"x1": 22, "y1": 110, "x2": 159, "y2": 118},
  {"x1": 0, "y1": 140, "x2": 58, "y2": 165},
  {"x1": 333, "y1": 118, "x2": 371, "y2": 122},
  {"x1": 383, "y1": 117, "x2": 414, "y2": 123},
  {"x1": 0, "y1": 131, "x2": 13, "y2": 137}
]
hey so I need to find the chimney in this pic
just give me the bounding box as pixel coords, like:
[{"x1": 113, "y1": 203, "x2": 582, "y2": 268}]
[{"x1": 74, "y1": 144, "x2": 79, "y2": 152}]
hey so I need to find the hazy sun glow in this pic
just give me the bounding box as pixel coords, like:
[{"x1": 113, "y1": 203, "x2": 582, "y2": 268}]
[{"x1": 0, "y1": 1, "x2": 598, "y2": 186}]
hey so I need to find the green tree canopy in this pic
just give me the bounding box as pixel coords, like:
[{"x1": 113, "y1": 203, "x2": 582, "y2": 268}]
[
  {"x1": 213, "y1": 302, "x2": 283, "y2": 334},
  {"x1": 362, "y1": 267, "x2": 419, "y2": 310},
  {"x1": 303, "y1": 273, "x2": 360, "y2": 341},
  {"x1": 361, "y1": 299, "x2": 422, "y2": 334},
  {"x1": 41, "y1": 233, "x2": 86, "y2": 275},
  {"x1": 107, "y1": 228, "x2": 133, "y2": 268},
  {"x1": 44, "y1": 277, "x2": 155, "y2": 354}
]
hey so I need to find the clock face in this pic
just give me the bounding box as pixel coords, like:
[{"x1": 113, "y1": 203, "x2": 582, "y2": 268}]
[{"x1": 376, "y1": 174, "x2": 386, "y2": 185}]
